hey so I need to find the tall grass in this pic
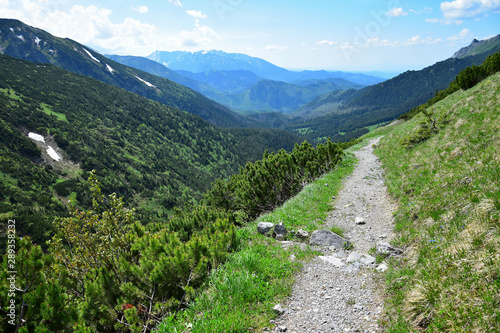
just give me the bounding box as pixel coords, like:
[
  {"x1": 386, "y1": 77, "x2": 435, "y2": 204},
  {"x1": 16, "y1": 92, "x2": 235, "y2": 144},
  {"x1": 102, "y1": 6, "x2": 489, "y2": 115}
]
[{"x1": 375, "y1": 73, "x2": 500, "y2": 332}]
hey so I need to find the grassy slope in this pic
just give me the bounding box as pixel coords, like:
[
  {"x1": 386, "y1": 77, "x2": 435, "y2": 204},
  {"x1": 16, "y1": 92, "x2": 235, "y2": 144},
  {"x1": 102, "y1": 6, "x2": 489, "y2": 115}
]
[{"x1": 375, "y1": 73, "x2": 500, "y2": 332}]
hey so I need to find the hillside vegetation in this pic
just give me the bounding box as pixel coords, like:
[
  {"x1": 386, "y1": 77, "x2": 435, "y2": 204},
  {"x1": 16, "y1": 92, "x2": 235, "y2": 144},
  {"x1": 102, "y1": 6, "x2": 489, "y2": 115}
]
[
  {"x1": 0, "y1": 135, "x2": 346, "y2": 332},
  {"x1": 376, "y1": 72, "x2": 500, "y2": 331},
  {"x1": 0, "y1": 55, "x2": 302, "y2": 252}
]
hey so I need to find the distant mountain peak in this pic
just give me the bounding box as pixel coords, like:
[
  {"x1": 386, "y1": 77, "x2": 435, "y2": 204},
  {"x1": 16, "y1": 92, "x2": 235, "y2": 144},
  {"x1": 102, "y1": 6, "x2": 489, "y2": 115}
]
[{"x1": 452, "y1": 34, "x2": 500, "y2": 59}]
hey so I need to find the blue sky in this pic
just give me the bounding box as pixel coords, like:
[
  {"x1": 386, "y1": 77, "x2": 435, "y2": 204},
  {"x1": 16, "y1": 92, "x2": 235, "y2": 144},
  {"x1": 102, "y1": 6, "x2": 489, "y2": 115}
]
[{"x1": 1, "y1": 0, "x2": 499, "y2": 71}]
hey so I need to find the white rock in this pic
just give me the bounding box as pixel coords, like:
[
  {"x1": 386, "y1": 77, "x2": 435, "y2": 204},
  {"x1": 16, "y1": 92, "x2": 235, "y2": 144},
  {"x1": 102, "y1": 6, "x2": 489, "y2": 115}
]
[
  {"x1": 376, "y1": 263, "x2": 388, "y2": 272},
  {"x1": 347, "y1": 251, "x2": 362, "y2": 263},
  {"x1": 319, "y1": 256, "x2": 345, "y2": 267},
  {"x1": 355, "y1": 217, "x2": 366, "y2": 225}
]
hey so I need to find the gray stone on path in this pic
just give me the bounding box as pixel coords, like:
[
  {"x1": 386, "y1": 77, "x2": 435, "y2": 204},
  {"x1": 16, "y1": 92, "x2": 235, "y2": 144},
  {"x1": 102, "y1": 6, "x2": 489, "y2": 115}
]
[
  {"x1": 376, "y1": 263, "x2": 389, "y2": 272},
  {"x1": 347, "y1": 251, "x2": 362, "y2": 263},
  {"x1": 273, "y1": 303, "x2": 285, "y2": 315},
  {"x1": 257, "y1": 222, "x2": 274, "y2": 235},
  {"x1": 355, "y1": 216, "x2": 366, "y2": 225},
  {"x1": 319, "y1": 256, "x2": 345, "y2": 267},
  {"x1": 360, "y1": 254, "x2": 376, "y2": 265},
  {"x1": 376, "y1": 241, "x2": 403, "y2": 256},
  {"x1": 309, "y1": 229, "x2": 351, "y2": 249}
]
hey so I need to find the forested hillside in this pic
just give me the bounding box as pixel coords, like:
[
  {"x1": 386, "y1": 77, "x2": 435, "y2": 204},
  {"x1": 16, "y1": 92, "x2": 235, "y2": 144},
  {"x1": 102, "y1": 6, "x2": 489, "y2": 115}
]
[
  {"x1": 0, "y1": 54, "x2": 303, "y2": 252},
  {"x1": 0, "y1": 19, "x2": 252, "y2": 128}
]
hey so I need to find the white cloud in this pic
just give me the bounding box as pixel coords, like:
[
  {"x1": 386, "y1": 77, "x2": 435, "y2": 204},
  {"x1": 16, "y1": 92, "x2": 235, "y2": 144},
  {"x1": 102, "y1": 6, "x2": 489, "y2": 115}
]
[
  {"x1": 441, "y1": 0, "x2": 500, "y2": 22},
  {"x1": 447, "y1": 28, "x2": 473, "y2": 41},
  {"x1": 133, "y1": 6, "x2": 149, "y2": 14},
  {"x1": 386, "y1": 7, "x2": 408, "y2": 17},
  {"x1": 410, "y1": 7, "x2": 433, "y2": 14},
  {"x1": 168, "y1": 0, "x2": 183, "y2": 7},
  {"x1": 264, "y1": 45, "x2": 288, "y2": 51},
  {"x1": 426, "y1": 18, "x2": 440, "y2": 23},
  {"x1": 169, "y1": 19, "x2": 220, "y2": 47},
  {"x1": 316, "y1": 40, "x2": 338, "y2": 46},
  {"x1": 404, "y1": 35, "x2": 444, "y2": 45},
  {"x1": 186, "y1": 10, "x2": 208, "y2": 19},
  {"x1": 0, "y1": 3, "x2": 158, "y2": 55}
]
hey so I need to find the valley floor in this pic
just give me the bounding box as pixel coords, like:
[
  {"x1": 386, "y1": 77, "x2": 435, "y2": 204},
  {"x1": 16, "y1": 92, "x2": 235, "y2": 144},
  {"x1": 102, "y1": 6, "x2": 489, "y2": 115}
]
[{"x1": 273, "y1": 138, "x2": 397, "y2": 332}]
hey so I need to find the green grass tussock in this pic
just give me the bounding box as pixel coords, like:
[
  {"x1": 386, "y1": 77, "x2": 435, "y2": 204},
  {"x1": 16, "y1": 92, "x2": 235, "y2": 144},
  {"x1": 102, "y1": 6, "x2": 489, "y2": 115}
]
[{"x1": 375, "y1": 72, "x2": 500, "y2": 332}]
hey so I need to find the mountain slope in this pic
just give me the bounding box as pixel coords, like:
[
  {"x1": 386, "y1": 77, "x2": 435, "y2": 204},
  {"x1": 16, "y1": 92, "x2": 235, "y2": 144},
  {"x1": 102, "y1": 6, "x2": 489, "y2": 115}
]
[
  {"x1": 452, "y1": 34, "x2": 500, "y2": 58},
  {"x1": 105, "y1": 54, "x2": 225, "y2": 100},
  {"x1": 0, "y1": 18, "x2": 251, "y2": 128},
  {"x1": 0, "y1": 54, "x2": 246, "y2": 247},
  {"x1": 220, "y1": 80, "x2": 319, "y2": 112},
  {"x1": 176, "y1": 69, "x2": 263, "y2": 94}
]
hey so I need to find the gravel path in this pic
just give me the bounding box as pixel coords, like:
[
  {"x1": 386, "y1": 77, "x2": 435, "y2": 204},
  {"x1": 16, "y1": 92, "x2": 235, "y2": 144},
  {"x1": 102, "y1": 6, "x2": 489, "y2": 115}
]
[{"x1": 272, "y1": 137, "x2": 397, "y2": 333}]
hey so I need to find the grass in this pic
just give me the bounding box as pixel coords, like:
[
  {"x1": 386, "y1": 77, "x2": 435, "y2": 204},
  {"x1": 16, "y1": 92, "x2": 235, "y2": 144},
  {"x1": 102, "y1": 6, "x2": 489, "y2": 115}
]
[
  {"x1": 40, "y1": 103, "x2": 69, "y2": 122},
  {"x1": 0, "y1": 87, "x2": 24, "y2": 103},
  {"x1": 374, "y1": 72, "x2": 500, "y2": 332},
  {"x1": 157, "y1": 150, "x2": 358, "y2": 332}
]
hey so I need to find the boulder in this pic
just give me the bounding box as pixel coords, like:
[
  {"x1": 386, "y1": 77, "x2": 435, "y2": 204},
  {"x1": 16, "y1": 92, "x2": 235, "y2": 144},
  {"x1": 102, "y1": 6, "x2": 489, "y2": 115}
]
[
  {"x1": 257, "y1": 222, "x2": 274, "y2": 236},
  {"x1": 309, "y1": 229, "x2": 351, "y2": 250},
  {"x1": 273, "y1": 222, "x2": 288, "y2": 241},
  {"x1": 376, "y1": 241, "x2": 403, "y2": 256}
]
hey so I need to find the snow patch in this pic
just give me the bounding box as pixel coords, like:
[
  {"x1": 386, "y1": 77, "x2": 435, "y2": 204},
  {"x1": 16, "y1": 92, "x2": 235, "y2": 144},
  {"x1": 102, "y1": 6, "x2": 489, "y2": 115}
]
[
  {"x1": 46, "y1": 146, "x2": 61, "y2": 161},
  {"x1": 9, "y1": 28, "x2": 14, "y2": 32},
  {"x1": 106, "y1": 64, "x2": 115, "y2": 73},
  {"x1": 49, "y1": 49, "x2": 55, "y2": 53},
  {"x1": 135, "y1": 75, "x2": 156, "y2": 88},
  {"x1": 83, "y1": 48, "x2": 101, "y2": 63},
  {"x1": 17, "y1": 35, "x2": 25, "y2": 41},
  {"x1": 34, "y1": 37, "x2": 41, "y2": 46},
  {"x1": 28, "y1": 132, "x2": 45, "y2": 143}
]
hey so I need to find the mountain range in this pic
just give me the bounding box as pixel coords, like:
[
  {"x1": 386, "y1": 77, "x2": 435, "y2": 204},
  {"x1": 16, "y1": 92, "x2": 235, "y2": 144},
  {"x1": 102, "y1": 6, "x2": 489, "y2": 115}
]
[
  {"x1": 110, "y1": 53, "x2": 368, "y2": 113},
  {"x1": 1, "y1": 18, "x2": 499, "y2": 140},
  {"x1": 0, "y1": 19, "x2": 251, "y2": 128},
  {"x1": 148, "y1": 50, "x2": 386, "y2": 86}
]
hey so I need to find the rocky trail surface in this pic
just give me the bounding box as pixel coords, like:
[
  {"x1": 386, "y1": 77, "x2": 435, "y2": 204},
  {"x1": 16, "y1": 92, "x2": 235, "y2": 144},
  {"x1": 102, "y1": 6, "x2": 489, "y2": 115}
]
[{"x1": 272, "y1": 137, "x2": 398, "y2": 333}]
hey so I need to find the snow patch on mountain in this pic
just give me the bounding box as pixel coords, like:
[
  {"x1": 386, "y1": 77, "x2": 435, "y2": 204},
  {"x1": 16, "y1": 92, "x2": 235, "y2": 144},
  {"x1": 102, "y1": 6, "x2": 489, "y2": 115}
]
[
  {"x1": 106, "y1": 64, "x2": 115, "y2": 73},
  {"x1": 135, "y1": 75, "x2": 156, "y2": 88},
  {"x1": 28, "y1": 132, "x2": 45, "y2": 143},
  {"x1": 46, "y1": 146, "x2": 61, "y2": 161},
  {"x1": 83, "y1": 48, "x2": 100, "y2": 63}
]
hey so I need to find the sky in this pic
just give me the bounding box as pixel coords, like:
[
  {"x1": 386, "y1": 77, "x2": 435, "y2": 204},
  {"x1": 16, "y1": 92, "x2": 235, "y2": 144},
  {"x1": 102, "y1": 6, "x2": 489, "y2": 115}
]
[{"x1": 1, "y1": 0, "x2": 499, "y2": 72}]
